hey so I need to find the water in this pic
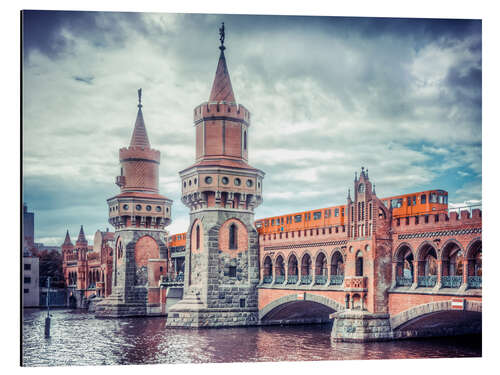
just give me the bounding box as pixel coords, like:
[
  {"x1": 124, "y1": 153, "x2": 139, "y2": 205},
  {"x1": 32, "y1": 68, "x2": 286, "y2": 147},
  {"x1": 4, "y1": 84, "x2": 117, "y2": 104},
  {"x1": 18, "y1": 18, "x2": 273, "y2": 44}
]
[{"x1": 22, "y1": 309, "x2": 481, "y2": 367}]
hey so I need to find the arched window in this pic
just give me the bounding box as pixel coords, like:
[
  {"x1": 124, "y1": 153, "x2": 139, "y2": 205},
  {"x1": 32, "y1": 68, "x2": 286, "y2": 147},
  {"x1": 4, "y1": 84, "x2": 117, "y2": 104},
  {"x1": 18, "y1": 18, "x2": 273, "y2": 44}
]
[
  {"x1": 355, "y1": 251, "x2": 363, "y2": 276},
  {"x1": 196, "y1": 224, "x2": 200, "y2": 250},
  {"x1": 229, "y1": 223, "x2": 237, "y2": 250}
]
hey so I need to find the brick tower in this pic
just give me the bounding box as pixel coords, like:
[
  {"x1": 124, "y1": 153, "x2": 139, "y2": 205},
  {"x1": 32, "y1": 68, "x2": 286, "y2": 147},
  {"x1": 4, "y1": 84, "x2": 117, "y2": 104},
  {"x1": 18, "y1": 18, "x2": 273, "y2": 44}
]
[
  {"x1": 332, "y1": 167, "x2": 394, "y2": 341},
  {"x1": 166, "y1": 24, "x2": 265, "y2": 327},
  {"x1": 96, "y1": 90, "x2": 172, "y2": 317}
]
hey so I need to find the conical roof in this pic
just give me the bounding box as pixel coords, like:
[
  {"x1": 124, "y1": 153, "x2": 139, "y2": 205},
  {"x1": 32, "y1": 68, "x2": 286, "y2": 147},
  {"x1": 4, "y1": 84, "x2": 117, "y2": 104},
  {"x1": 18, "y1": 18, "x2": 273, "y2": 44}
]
[
  {"x1": 63, "y1": 230, "x2": 73, "y2": 246},
  {"x1": 76, "y1": 225, "x2": 87, "y2": 246},
  {"x1": 209, "y1": 50, "x2": 236, "y2": 102},
  {"x1": 129, "y1": 107, "x2": 151, "y2": 148}
]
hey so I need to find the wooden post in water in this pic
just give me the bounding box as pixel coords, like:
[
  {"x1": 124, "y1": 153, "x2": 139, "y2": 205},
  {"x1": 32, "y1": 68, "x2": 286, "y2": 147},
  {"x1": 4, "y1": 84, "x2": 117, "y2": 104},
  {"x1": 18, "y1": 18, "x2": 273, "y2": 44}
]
[{"x1": 44, "y1": 277, "x2": 51, "y2": 338}]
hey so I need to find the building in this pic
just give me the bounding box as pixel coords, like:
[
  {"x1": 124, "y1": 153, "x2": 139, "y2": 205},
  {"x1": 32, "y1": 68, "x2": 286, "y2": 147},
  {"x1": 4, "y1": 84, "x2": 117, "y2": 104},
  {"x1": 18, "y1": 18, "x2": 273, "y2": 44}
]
[
  {"x1": 23, "y1": 255, "x2": 40, "y2": 307},
  {"x1": 94, "y1": 89, "x2": 173, "y2": 317},
  {"x1": 22, "y1": 204, "x2": 39, "y2": 307},
  {"x1": 165, "y1": 26, "x2": 264, "y2": 327},
  {"x1": 61, "y1": 227, "x2": 114, "y2": 308}
]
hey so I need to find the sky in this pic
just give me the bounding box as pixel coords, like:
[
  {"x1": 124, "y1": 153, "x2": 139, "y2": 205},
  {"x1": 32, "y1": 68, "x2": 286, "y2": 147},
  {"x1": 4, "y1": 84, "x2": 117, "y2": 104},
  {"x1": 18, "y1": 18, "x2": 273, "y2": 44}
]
[{"x1": 21, "y1": 11, "x2": 482, "y2": 246}]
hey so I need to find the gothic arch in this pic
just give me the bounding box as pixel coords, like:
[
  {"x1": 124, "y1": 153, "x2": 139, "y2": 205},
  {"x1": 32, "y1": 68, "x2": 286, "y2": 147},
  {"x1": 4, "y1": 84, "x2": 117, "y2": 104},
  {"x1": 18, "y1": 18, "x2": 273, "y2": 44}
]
[
  {"x1": 393, "y1": 242, "x2": 415, "y2": 262},
  {"x1": 465, "y1": 237, "x2": 482, "y2": 259},
  {"x1": 416, "y1": 241, "x2": 439, "y2": 261},
  {"x1": 440, "y1": 239, "x2": 464, "y2": 261}
]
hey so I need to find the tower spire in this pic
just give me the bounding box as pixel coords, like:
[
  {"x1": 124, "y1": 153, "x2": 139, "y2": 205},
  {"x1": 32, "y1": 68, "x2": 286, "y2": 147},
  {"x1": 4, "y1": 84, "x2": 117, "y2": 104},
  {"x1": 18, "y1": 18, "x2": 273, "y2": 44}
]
[
  {"x1": 63, "y1": 230, "x2": 73, "y2": 246},
  {"x1": 76, "y1": 225, "x2": 87, "y2": 246},
  {"x1": 129, "y1": 88, "x2": 150, "y2": 148},
  {"x1": 209, "y1": 23, "x2": 235, "y2": 102}
]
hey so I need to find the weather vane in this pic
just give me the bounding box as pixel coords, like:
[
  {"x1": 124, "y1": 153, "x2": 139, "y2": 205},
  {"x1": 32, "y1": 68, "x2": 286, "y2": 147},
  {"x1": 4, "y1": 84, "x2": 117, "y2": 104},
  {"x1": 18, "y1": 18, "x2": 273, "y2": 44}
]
[
  {"x1": 219, "y1": 22, "x2": 225, "y2": 50},
  {"x1": 138, "y1": 88, "x2": 142, "y2": 108}
]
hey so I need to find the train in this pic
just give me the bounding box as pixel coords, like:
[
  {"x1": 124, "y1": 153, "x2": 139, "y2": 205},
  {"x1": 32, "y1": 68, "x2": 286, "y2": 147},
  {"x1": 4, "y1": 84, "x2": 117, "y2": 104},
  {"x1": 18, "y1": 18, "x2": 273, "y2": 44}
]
[
  {"x1": 255, "y1": 189, "x2": 448, "y2": 235},
  {"x1": 167, "y1": 189, "x2": 449, "y2": 240}
]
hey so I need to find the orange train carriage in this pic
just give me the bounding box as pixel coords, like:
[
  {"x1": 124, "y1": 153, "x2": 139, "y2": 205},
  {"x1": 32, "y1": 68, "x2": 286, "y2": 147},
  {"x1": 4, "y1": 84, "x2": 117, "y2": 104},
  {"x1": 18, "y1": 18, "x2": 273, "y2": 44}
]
[
  {"x1": 255, "y1": 189, "x2": 448, "y2": 235},
  {"x1": 168, "y1": 189, "x2": 448, "y2": 239}
]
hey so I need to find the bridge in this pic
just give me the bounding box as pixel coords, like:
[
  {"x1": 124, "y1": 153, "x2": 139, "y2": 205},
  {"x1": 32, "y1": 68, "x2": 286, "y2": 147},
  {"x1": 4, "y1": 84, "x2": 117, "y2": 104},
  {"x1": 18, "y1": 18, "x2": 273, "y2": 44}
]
[{"x1": 257, "y1": 208, "x2": 482, "y2": 341}]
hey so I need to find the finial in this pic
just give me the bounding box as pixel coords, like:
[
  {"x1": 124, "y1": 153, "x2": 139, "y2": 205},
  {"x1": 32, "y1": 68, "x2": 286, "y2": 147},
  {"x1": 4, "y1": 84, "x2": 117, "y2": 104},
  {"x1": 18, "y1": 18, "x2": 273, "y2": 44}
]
[
  {"x1": 138, "y1": 88, "x2": 143, "y2": 108},
  {"x1": 219, "y1": 22, "x2": 225, "y2": 51}
]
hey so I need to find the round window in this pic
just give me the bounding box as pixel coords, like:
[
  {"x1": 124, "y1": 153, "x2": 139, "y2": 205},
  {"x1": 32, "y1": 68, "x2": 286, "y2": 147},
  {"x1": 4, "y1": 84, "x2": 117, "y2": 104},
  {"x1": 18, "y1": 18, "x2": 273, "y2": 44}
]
[
  {"x1": 155, "y1": 206, "x2": 162, "y2": 212},
  {"x1": 205, "y1": 176, "x2": 213, "y2": 184},
  {"x1": 246, "y1": 179, "x2": 253, "y2": 187},
  {"x1": 222, "y1": 177, "x2": 229, "y2": 185},
  {"x1": 234, "y1": 178, "x2": 241, "y2": 186},
  {"x1": 136, "y1": 204, "x2": 142, "y2": 211},
  {"x1": 123, "y1": 204, "x2": 129, "y2": 210},
  {"x1": 146, "y1": 205, "x2": 152, "y2": 211}
]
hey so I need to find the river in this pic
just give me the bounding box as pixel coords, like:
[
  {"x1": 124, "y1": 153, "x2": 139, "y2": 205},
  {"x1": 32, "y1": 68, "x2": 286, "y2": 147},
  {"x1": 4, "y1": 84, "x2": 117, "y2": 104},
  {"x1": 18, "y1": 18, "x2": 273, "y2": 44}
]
[{"x1": 22, "y1": 308, "x2": 481, "y2": 367}]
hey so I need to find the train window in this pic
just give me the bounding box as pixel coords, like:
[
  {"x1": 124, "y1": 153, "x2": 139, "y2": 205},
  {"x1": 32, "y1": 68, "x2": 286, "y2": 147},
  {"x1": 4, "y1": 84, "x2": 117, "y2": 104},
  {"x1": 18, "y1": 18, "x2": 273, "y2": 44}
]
[
  {"x1": 294, "y1": 215, "x2": 302, "y2": 223},
  {"x1": 407, "y1": 197, "x2": 411, "y2": 206},
  {"x1": 430, "y1": 193, "x2": 437, "y2": 203},
  {"x1": 391, "y1": 199, "x2": 403, "y2": 208},
  {"x1": 281, "y1": 218, "x2": 284, "y2": 224},
  {"x1": 342, "y1": 208, "x2": 344, "y2": 216},
  {"x1": 313, "y1": 211, "x2": 322, "y2": 220},
  {"x1": 324, "y1": 209, "x2": 331, "y2": 218},
  {"x1": 335, "y1": 208, "x2": 339, "y2": 217},
  {"x1": 444, "y1": 195, "x2": 448, "y2": 204},
  {"x1": 438, "y1": 195, "x2": 444, "y2": 204},
  {"x1": 271, "y1": 219, "x2": 274, "y2": 226},
  {"x1": 413, "y1": 196, "x2": 416, "y2": 205},
  {"x1": 421, "y1": 194, "x2": 427, "y2": 204}
]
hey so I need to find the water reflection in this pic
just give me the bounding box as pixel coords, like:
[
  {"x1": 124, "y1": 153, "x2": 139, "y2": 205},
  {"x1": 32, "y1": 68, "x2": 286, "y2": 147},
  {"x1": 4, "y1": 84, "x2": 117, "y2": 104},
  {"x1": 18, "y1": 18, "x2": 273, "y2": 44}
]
[{"x1": 22, "y1": 309, "x2": 481, "y2": 367}]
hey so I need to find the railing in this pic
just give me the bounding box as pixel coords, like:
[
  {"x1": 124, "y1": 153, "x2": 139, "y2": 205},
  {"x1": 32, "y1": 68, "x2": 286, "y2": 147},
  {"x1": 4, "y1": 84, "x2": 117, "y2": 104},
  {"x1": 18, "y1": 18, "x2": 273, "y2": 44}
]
[
  {"x1": 315, "y1": 275, "x2": 327, "y2": 285},
  {"x1": 263, "y1": 275, "x2": 273, "y2": 284},
  {"x1": 300, "y1": 275, "x2": 312, "y2": 285},
  {"x1": 441, "y1": 275, "x2": 462, "y2": 288},
  {"x1": 176, "y1": 274, "x2": 184, "y2": 282},
  {"x1": 396, "y1": 276, "x2": 413, "y2": 287},
  {"x1": 344, "y1": 276, "x2": 367, "y2": 289},
  {"x1": 468, "y1": 276, "x2": 482, "y2": 289},
  {"x1": 287, "y1": 275, "x2": 298, "y2": 284},
  {"x1": 275, "y1": 275, "x2": 285, "y2": 284},
  {"x1": 329, "y1": 274, "x2": 344, "y2": 285},
  {"x1": 417, "y1": 275, "x2": 437, "y2": 287}
]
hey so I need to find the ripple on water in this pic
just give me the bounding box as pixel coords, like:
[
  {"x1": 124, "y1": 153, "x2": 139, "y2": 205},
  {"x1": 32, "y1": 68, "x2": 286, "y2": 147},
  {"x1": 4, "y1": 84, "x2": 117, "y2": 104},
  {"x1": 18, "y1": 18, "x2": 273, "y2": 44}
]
[{"x1": 22, "y1": 309, "x2": 481, "y2": 367}]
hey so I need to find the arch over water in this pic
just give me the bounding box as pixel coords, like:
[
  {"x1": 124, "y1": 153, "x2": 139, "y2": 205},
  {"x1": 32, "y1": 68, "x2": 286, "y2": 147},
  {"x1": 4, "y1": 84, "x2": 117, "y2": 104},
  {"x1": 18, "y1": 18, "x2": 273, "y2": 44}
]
[{"x1": 259, "y1": 293, "x2": 344, "y2": 322}]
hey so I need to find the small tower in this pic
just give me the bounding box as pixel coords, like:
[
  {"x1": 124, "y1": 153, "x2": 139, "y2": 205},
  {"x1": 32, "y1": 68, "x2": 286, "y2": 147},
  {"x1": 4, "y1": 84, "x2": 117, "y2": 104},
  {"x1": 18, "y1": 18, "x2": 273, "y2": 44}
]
[
  {"x1": 96, "y1": 90, "x2": 172, "y2": 318},
  {"x1": 166, "y1": 24, "x2": 264, "y2": 327}
]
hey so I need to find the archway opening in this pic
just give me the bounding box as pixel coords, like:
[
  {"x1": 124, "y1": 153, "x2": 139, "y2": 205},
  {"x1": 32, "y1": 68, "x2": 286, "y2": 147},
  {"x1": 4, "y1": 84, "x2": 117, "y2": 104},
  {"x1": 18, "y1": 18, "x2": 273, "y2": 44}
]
[
  {"x1": 287, "y1": 255, "x2": 298, "y2": 284},
  {"x1": 417, "y1": 244, "x2": 438, "y2": 287},
  {"x1": 263, "y1": 256, "x2": 273, "y2": 284},
  {"x1": 330, "y1": 251, "x2": 344, "y2": 285},
  {"x1": 300, "y1": 254, "x2": 312, "y2": 284},
  {"x1": 275, "y1": 255, "x2": 285, "y2": 284},
  {"x1": 467, "y1": 240, "x2": 482, "y2": 288},
  {"x1": 315, "y1": 252, "x2": 327, "y2": 285}
]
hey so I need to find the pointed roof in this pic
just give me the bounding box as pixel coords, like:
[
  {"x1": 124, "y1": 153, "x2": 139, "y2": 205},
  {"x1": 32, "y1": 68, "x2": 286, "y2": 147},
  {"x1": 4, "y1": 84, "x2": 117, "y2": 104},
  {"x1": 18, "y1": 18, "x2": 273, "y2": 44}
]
[
  {"x1": 63, "y1": 230, "x2": 73, "y2": 246},
  {"x1": 76, "y1": 225, "x2": 87, "y2": 246},
  {"x1": 129, "y1": 89, "x2": 151, "y2": 148},
  {"x1": 209, "y1": 49, "x2": 236, "y2": 103}
]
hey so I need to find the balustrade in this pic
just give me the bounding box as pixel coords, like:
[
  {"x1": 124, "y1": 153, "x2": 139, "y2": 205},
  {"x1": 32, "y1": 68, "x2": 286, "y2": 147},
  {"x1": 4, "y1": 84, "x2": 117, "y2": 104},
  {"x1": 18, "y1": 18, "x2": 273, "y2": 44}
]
[
  {"x1": 468, "y1": 276, "x2": 482, "y2": 289},
  {"x1": 275, "y1": 275, "x2": 285, "y2": 284},
  {"x1": 396, "y1": 276, "x2": 413, "y2": 287},
  {"x1": 441, "y1": 275, "x2": 462, "y2": 288},
  {"x1": 287, "y1": 275, "x2": 298, "y2": 284},
  {"x1": 330, "y1": 275, "x2": 344, "y2": 286},
  {"x1": 263, "y1": 275, "x2": 273, "y2": 284},
  {"x1": 417, "y1": 275, "x2": 437, "y2": 287},
  {"x1": 300, "y1": 275, "x2": 312, "y2": 285},
  {"x1": 315, "y1": 275, "x2": 327, "y2": 285}
]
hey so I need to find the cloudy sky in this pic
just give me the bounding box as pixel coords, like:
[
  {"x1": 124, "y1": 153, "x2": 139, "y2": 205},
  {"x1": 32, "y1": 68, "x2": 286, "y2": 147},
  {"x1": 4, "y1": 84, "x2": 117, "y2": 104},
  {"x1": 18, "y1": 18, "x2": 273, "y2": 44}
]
[{"x1": 22, "y1": 11, "x2": 482, "y2": 246}]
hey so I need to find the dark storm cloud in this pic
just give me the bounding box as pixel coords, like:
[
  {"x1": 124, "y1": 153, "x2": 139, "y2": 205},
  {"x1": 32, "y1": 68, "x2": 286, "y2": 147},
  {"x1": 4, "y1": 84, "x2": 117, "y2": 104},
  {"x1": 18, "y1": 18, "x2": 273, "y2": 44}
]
[{"x1": 22, "y1": 10, "x2": 145, "y2": 59}]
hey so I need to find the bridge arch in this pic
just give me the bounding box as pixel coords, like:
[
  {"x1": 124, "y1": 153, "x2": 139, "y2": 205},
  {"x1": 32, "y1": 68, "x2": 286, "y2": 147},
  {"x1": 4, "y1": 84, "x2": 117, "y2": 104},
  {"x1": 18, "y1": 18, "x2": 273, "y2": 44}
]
[
  {"x1": 259, "y1": 292, "x2": 345, "y2": 322},
  {"x1": 390, "y1": 299, "x2": 482, "y2": 332}
]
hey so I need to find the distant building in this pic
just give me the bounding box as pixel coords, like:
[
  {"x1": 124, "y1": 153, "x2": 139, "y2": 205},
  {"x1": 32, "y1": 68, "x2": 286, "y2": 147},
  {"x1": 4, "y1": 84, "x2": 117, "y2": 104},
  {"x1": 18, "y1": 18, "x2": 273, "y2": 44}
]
[
  {"x1": 23, "y1": 204, "x2": 34, "y2": 250},
  {"x1": 23, "y1": 256, "x2": 40, "y2": 307}
]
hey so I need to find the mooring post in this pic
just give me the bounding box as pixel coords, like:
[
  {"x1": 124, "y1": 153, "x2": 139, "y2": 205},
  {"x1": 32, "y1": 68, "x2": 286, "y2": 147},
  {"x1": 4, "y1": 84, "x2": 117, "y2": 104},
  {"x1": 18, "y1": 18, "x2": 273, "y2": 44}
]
[{"x1": 44, "y1": 277, "x2": 51, "y2": 338}]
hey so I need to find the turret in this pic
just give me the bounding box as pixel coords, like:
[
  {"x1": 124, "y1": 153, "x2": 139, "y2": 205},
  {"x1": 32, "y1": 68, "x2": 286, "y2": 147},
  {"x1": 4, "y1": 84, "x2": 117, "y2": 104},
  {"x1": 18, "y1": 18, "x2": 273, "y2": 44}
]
[{"x1": 107, "y1": 90, "x2": 172, "y2": 231}]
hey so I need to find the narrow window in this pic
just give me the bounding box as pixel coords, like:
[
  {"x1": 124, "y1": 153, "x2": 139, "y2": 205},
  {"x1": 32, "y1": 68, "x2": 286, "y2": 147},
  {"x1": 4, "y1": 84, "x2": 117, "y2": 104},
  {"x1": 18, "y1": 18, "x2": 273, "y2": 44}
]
[
  {"x1": 229, "y1": 223, "x2": 238, "y2": 250},
  {"x1": 229, "y1": 266, "x2": 237, "y2": 277},
  {"x1": 244, "y1": 131, "x2": 247, "y2": 150},
  {"x1": 356, "y1": 252, "x2": 364, "y2": 276},
  {"x1": 421, "y1": 194, "x2": 427, "y2": 204},
  {"x1": 196, "y1": 225, "x2": 200, "y2": 250}
]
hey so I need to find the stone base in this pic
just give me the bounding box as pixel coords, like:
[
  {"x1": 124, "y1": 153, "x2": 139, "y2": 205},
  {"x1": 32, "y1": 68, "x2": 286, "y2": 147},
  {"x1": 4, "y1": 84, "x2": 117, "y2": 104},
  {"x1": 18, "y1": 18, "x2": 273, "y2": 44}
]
[
  {"x1": 331, "y1": 310, "x2": 393, "y2": 342},
  {"x1": 94, "y1": 300, "x2": 148, "y2": 318},
  {"x1": 165, "y1": 292, "x2": 259, "y2": 327}
]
